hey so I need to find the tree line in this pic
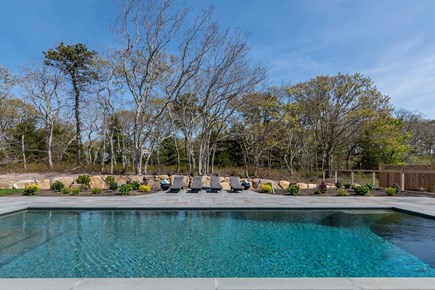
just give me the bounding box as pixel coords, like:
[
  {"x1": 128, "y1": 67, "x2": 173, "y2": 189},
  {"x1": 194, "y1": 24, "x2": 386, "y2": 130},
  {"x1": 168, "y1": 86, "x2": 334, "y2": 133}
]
[{"x1": 0, "y1": 0, "x2": 433, "y2": 178}]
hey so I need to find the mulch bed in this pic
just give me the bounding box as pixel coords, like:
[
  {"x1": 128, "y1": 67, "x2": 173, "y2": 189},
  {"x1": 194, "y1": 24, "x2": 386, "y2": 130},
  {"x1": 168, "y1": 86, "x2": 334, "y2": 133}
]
[
  {"x1": 3, "y1": 188, "x2": 434, "y2": 198},
  {"x1": 256, "y1": 188, "x2": 435, "y2": 198},
  {"x1": 4, "y1": 189, "x2": 156, "y2": 197}
]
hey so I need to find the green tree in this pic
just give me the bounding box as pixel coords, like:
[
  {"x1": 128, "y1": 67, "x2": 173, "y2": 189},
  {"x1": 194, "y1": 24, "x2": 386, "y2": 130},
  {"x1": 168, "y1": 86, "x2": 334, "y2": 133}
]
[
  {"x1": 43, "y1": 43, "x2": 97, "y2": 165},
  {"x1": 287, "y1": 73, "x2": 391, "y2": 177},
  {"x1": 358, "y1": 115, "x2": 410, "y2": 169}
]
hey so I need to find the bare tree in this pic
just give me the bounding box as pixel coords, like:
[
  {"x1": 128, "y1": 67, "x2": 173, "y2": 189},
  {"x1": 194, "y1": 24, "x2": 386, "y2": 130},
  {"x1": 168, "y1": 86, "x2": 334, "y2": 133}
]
[
  {"x1": 170, "y1": 30, "x2": 267, "y2": 175},
  {"x1": 93, "y1": 56, "x2": 125, "y2": 173},
  {"x1": 115, "y1": 0, "x2": 219, "y2": 174},
  {"x1": 21, "y1": 66, "x2": 65, "y2": 169}
]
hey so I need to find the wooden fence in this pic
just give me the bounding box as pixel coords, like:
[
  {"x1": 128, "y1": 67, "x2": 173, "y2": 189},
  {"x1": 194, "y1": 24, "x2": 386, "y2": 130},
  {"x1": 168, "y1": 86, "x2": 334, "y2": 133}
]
[
  {"x1": 379, "y1": 164, "x2": 435, "y2": 192},
  {"x1": 324, "y1": 163, "x2": 435, "y2": 192}
]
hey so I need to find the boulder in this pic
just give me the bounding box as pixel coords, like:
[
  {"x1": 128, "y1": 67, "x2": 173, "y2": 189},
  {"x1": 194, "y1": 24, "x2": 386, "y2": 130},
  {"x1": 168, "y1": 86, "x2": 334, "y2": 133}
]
[
  {"x1": 146, "y1": 179, "x2": 155, "y2": 189},
  {"x1": 250, "y1": 178, "x2": 260, "y2": 188},
  {"x1": 36, "y1": 179, "x2": 51, "y2": 190},
  {"x1": 130, "y1": 176, "x2": 143, "y2": 183},
  {"x1": 278, "y1": 180, "x2": 290, "y2": 189},
  {"x1": 203, "y1": 176, "x2": 211, "y2": 187},
  {"x1": 221, "y1": 181, "x2": 231, "y2": 191},
  {"x1": 70, "y1": 183, "x2": 82, "y2": 189},
  {"x1": 307, "y1": 183, "x2": 318, "y2": 189},
  {"x1": 325, "y1": 182, "x2": 336, "y2": 189},
  {"x1": 297, "y1": 183, "x2": 308, "y2": 189},
  {"x1": 52, "y1": 177, "x2": 75, "y2": 189},
  {"x1": 151, "y1": 180, "x2": 161, "y2": 191},
  {"x1": 89, "y1": 176, "x2": 106, "y2": 189},
  {"x1": 0, "y1": 181, "x2": 13, "y2": 189},
  {"x1": 158, "y1": 175, "x2": 169, "y2": 180},
  {"x1": 13, "y1": 180, "x2": 36, "y2": 189},
  {"x1": 114, "y1": 176, "x2": 129, "y2": 185}
]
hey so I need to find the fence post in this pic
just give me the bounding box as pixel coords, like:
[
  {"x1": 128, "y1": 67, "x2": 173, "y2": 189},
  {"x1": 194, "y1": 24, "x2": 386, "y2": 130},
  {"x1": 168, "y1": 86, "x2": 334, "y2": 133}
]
[
  {"x1": 372, "y1": 171, "x2": 376, "y2": 187},
  {"x1": 431, "y1": 161, "x2": 435, "y2": 193},
  {"x1": 401, "y1": 170, "x2": 405, "y2": 192},
  {"x1": 334, "y1": 171, "x2": 338, "y2": 183},
  {"x1": 351, "y1": 171, "x2": 354, "y2": 184}
]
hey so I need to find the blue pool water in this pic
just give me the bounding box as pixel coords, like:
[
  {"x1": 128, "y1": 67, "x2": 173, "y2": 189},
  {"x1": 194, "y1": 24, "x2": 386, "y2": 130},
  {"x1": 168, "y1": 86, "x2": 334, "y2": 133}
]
[{"x1": 0, "y1": 209, "x2": 434, "y2": 278}]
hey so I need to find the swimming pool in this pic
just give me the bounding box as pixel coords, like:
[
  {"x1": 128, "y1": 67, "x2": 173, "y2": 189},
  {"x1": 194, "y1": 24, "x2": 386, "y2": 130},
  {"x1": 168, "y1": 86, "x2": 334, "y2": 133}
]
[{"x1": 0, "y1": 209, "x2": 434, "y2": 278}]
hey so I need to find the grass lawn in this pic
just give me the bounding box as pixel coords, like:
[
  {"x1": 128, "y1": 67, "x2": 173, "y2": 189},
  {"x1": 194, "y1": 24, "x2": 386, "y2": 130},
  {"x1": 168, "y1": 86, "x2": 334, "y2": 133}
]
[{"x1": 0, "y1": 189, "x2": 23, "y2": 196}]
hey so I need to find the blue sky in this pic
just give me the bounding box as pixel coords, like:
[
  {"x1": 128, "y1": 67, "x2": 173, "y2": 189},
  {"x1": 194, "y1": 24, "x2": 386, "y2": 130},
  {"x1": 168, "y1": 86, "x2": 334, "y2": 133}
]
[{"x1": 0, "y1": 0, "x2": 434, "y2": 118}]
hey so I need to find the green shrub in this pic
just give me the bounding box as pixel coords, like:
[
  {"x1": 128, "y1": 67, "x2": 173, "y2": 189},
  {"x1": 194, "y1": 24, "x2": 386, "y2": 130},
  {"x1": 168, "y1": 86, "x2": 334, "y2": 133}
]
[
  {"x1": 91, "y1": 187, "x2": 102, "y2": 194},
  {"x1": 318, "y1": 181, "x2": 327, "y2": 194},
  {"x1": 260, "y1": 183, "x2": 273, "y2": 193},
  {"x1": 105, "y1": 176, "x2": 115, "y2": 184},
  {"x1": 344, "y1": 182, "x2": 352, "y2": 189},
  {"x1": 336, "y1": 188, "x2": 349, "y2": 196},
  {"x1": 76, "y1": 175, "x2": 91, "y2": 189},
  {"x1": 335, "y1": 180, "x2": 343, "y2": 189},
  {"x1": 119, "y1": 184, "x2": 132, "y2": 195},
  {"x1": 287, "y1": 183, "x2": 300, "y2": 195},
  {"x1": 353, "y1": 185, "x2": 370, "y2": 196},
  {"x1": 139, "y1": 184, "x2": 151, "y2": 193},
  {"x1": 71, "y1": 188, "x2": 80, "y2": 195},
  {"x1": 365, "y1": 183, "x2": 375, "y2": 191},
  {"x1": 23, "y1": 185, "x2": 40, "y2": 196},
  {"x1": 385, "y1": 187, "x2": 397, "y2": 196},
  {"x1": 50, "y1": 181, "x2": 64, "y2": 191},
  {"x1": 109, "y1": 181, "x2": 118, "y2": 190},
  {"x1": 130, "y1": 181, "x2": 140, "y2": 190},
  {"x1": 61, "y1": 188, "x2": 71, "y2": 195},
  {"x1": 392, "y1": 183, "x2": 401, "y2": 193}
]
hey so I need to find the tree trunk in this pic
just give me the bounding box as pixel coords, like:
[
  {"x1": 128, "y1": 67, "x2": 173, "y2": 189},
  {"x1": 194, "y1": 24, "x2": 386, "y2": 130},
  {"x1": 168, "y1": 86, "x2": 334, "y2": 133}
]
[
  {"x1": 174, "y1": 136, "x2": 180, "y2": 173},
  {"x1": 143, "y1": 154, "x2": 151, "y2": 175},
  {"x1": 21, "y1": 135, "x2": 27, "y2": 170},
  {"x1": 46, "y1": 126, "x2": 53, "y2": 169},
  {"x1": 326, "y1": 149, "x2": 334, "y2": 178},
  {"x1": 109, "y1": 133, "x2": 115, "y2": 174},
  {"x1": 72, "y1": 78, "x2": 82, "y2": 165},
  {"x1": 100, "y1": 116, "x2": 106, "y2": 173}
]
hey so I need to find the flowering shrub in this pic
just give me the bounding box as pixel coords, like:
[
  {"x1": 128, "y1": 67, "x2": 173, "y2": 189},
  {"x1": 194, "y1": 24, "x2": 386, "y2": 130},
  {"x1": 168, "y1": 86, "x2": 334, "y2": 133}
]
[
  {"x1": 139, "y1": 184, "x2": 151, "y2": 193},
  {"x1": 24, "y1": 185, "x2": 40, "y2": 196},
  {"x1": 318, "y1": 181, "x2": 327, "y2": 194},
  {"x1": 260, "y1": 183, "x2": 273, "y2": 193}
]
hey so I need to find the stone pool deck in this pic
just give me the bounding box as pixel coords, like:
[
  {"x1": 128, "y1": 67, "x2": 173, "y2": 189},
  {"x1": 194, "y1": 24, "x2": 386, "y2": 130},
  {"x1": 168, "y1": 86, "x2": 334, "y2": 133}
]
[{"x1": 1, "y1": 190, "x2": 435, "y2": 290}]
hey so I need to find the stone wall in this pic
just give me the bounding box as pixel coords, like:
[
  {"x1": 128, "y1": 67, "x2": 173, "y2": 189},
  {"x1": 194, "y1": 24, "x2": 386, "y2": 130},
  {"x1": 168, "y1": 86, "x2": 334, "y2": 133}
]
[{"x1": 0, "y1": 174, "x2": 324, "y2": 192}]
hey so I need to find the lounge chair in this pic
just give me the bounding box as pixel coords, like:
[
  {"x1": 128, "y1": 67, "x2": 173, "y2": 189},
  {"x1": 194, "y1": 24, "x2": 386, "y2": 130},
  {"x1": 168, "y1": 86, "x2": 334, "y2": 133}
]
[
  {"x1": 210, "y1": 176, "x2": 223, "y2": 192},
  {"x1": 190, "y1": 176, "x2": 203, "y2": 193},
  {"x1": 230, "y1": 176, "x2": 244, "y2": 192},
  {"x1": 169, "y1": 176, "x2": 184, "y2": 193}
]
